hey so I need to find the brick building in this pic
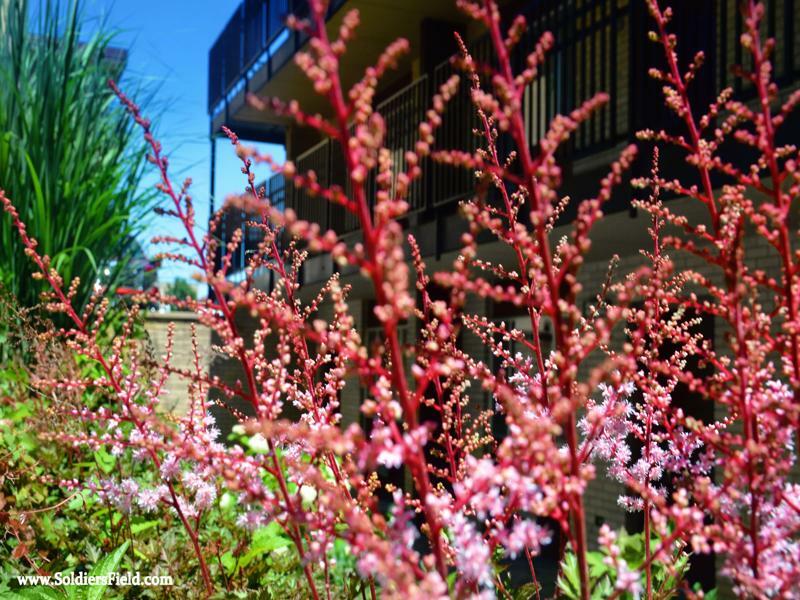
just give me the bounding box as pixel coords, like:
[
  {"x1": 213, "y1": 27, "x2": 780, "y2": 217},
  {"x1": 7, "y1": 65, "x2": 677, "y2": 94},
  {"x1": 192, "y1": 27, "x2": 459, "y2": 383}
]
[{"x1": 205, "y1": 0, "x2": 800, "y2": 592}]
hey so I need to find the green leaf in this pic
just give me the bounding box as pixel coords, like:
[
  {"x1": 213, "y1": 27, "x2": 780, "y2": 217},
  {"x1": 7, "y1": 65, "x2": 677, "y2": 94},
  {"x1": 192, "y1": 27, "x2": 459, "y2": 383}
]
[
  {"x1": 512, "y1": 583, "x2": 540, "y2": 600},
  {"x1": 0, "y1": 589, "x2": 64, "y2": 600},
  {"x1": 237, "y1": 522, "x2": 292, "y2": 571},
  {"x1": 22, "y1": 153, "x2": 47, "y2": 250},
  {"x1": 220, "y1": 551, "x2": 236, "y2": 575},
  {"x1": 8, "y1": 403, "x2": 32, "y2": 423},
  {"x1": 586, "y1": 550, "x2": 611, "y2": 579},
  {"x1": 617, "y1": 529, "x2": 645, "y2": 570},
  {"x1": 132, "y1": 548, "x2": 149, "y2": 562},
  {"x1": 446, "y1": 571, "x2": 457, "y2": 593},
  {"x1": 92, "y1": 448, "x2": 115, "y2": 475},
  {"x1": 17, "y1": 432, "x2": 38, "y2": 453},
  {"x1": 81, "y1": 540, "x2": 129, "y2": 600},
  {"x1": 556, "y1": 552, "x2": 582, "y2": 600},
  {"x1": 91, "y1": 542, "x2": 130, "y2": 579},
  {"x1": 659, "y1": 551, "x2": 691, "y2": 597},
  {"x1": 590, "y1": 576, "x2": 614, "y2": 600},
  {"x1": 67, "y1": 491, "x2": 93, "y2": 512},
  {"x1": 129, "y1": 519, "x2": 159, "y2": 535}
]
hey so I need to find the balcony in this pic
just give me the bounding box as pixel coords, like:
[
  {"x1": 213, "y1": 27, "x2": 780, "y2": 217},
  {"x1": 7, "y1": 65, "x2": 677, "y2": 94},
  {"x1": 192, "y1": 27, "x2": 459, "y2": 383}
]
[
  {"x1": 268, "y1": 0, "x2": 642, "y2": 237},
  {"x1": 216, "y1": 0, "x2": 800, "y2": 280},
  {"x1": 207, "y1": 0, "x2": 348, "y2": 141},
  {"x1": 207, "y1": 0, "x2": 471, "y2": 140}
]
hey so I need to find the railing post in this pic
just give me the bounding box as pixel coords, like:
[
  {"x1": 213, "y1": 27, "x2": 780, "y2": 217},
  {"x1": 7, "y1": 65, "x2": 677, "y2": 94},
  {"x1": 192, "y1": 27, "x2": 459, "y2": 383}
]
[
  {"x1": 785, "y1": 0, "x2": 795, "y2": 79},
  {"x1": 719, "y1": 0, "x2": 728, "y2": 91},
  {"x1": 325, "y1": 139, "x2": 332, "y2": 232},
  {"x1": 610, "y1": 0, "x2": 618, "y2": 142}
]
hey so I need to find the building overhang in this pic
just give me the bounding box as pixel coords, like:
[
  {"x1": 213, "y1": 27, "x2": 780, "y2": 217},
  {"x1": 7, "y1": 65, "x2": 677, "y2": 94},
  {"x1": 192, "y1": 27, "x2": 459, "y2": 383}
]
[{"x1": 209, "y1": 0, "x2": 470, "y2": 141}]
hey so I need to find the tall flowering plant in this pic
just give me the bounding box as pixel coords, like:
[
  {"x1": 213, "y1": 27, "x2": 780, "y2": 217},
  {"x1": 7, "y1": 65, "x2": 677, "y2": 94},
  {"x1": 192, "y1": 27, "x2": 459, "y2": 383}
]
[
  {"x1": 622, "y1": 0, "x2": 800, "y2": 596},
  {"x1": 2, "y1": 0, "x2": 800, "y2": 598}
]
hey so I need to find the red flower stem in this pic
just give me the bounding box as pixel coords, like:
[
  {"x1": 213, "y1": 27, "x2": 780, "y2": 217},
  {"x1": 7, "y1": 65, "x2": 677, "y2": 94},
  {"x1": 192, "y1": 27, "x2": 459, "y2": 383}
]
[
  {"x1": 303, "y1": 1, "x2": 450, "y2": 581},
  {"x1": 482, "y1": 2, "x2": 589, "y2": 597},
  {"x1": 107, "y1": 83, "x2": 324, "y2": 598},
  {"x1": 743, "y1": 0, "x2": 800, "y2": 416}
]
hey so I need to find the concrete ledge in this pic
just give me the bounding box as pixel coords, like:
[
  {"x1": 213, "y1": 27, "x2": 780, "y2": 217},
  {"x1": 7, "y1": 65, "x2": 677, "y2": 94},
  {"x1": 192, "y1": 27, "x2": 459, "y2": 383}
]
[{"x1": 144, "y1": 311, "x2": 201, "y2": 322}]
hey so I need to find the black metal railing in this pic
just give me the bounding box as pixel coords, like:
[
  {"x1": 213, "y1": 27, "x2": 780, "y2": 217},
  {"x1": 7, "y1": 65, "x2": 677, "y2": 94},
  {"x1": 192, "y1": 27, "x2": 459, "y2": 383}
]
[
  {"x1": 425, "y1": 0, "x2": 637, "y2": 207},
  {"x1": 208, "y1": 0, "x2": 347, "y2": 115},
  {"x1": 218, "y1": 175, "x2": 285, "y2": 276},
  {"x1": 294, "y1": 138, "x2": 333, "y2": 229},
  {"x1": 273, "y1": 75, "x2": 431, "y2": 236},
  {"x1": 259, "y1": 0, "x2": 800, "y2": 235},
  {"x1": 218, "y1": 0, "x2": 800, "y2": 276}
]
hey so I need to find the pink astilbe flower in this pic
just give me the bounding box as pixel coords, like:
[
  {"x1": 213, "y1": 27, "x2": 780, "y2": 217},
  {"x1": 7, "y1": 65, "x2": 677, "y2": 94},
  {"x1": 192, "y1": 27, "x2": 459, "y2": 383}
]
[
  {"x1": 449, "y1": 511, "x2": 494, "y2": 590},
  {"x1": 4, "y1": 0, "x2": 800, "y2": 597},
  {"x1": 621, "y1": 0, "x2": 800, "y2": 594},
  {"x1": 137, "y1": 485, "x2": 169, "y2": 513}
]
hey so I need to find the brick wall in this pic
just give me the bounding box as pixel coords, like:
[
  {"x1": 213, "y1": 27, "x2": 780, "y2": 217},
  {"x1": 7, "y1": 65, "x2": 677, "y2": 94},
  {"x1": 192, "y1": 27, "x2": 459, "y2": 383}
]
[
  {"x1": 462, "y1": 293, "x2": 490, "y2": 416},
  {"x1": 144, "y1": 311, "x2": 211, "y2": 415}
]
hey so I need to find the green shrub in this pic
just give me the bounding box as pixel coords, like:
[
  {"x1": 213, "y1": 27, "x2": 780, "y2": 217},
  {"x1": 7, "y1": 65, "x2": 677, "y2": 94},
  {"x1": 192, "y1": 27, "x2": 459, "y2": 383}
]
[{"x1": 0, "y1": 0, "x2": 155, "y2": 311}]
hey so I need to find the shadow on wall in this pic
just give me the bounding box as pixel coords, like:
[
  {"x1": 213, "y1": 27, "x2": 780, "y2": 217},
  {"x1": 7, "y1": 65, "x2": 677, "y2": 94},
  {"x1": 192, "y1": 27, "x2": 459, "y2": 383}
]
[{"x1": 205, "y1": 309, "x2": 262, "y2": 436}]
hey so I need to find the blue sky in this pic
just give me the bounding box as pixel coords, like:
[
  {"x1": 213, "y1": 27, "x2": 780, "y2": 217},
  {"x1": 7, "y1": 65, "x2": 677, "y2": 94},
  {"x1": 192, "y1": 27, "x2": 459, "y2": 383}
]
[{"x1": 82, "y1": 0, "x2": 286, "y2": 285}]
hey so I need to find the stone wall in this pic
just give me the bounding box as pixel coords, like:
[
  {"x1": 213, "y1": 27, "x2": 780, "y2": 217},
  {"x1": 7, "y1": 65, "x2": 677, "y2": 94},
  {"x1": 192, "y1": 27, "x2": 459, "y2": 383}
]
[{"x1": 144, "y1": 311, "x2": 211, "y2": 415}]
